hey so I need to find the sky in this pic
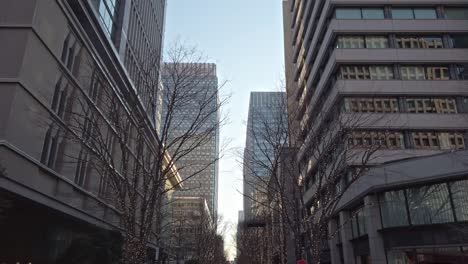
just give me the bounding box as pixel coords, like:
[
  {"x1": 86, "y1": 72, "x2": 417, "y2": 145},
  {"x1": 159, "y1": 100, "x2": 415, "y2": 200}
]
[{"x1": 164, "y1": 0, "x2": 285, "y2": 259}]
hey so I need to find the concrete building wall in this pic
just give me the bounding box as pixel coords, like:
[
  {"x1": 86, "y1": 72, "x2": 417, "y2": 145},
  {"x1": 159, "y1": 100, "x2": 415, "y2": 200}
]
[
  {"x1": 0, "y1": 0, "x2": 171, "y2": 261},
  {"x1": 283, "y1": 0, "x2": 468, "y2": 263}
]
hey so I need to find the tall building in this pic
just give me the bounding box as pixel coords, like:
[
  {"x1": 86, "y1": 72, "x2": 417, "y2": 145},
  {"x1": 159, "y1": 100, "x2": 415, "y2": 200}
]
[
  {"x1": 162, "y1": 63, "x2": 220, "y2": 217},
  {"x1": 283, "y1": 1, "x2": 468, "y2": 263},
  {"x1": 0, "y1": 0, "x2": 177, "y2": 262},
  {"x1": 243, "y1": 91, "x2": 287, "y2": 220}
]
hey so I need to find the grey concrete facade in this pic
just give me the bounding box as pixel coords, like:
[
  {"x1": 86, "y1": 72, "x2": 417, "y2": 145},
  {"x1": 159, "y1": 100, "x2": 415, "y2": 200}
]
[
  {"x1": 283, "y1": 0, "x2": 468, "y2": 263},
  {"x1": 0, "y1": 0, "x2": 173, "y2": 262}
]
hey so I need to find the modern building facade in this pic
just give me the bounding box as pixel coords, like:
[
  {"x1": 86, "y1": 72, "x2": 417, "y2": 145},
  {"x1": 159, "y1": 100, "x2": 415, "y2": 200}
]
[
  {"x1": 329, "y1": 151, "x2": 468, "y2": 264},
  {"x1": 169, "y1": 196, "x2": 212, "y2": 263},
  {"x1": 0, "y1": 0, "x2": 176, "y2": 262},
  {"x1": 162, "y1": 63, "x2": 220, "y2": 218},
  {"x1": 243, "y1": 91, "x2": 287, "y2": 220},
  {"x1": 283, "y1": 1, "x2": 468, "y2": 263}
]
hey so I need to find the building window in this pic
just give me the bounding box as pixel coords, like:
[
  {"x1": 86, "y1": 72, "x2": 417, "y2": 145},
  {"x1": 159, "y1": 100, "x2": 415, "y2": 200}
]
[
  {"x1": 412, "y1": 132, "x2": 440, "y2": 149},
  {"x1": 336, "y1": 36, "x2": 365, "y2": 48},
  {"x1": 335, "y1": 8, "x2": 363, "y2": 19},
  {"x1": 75, "y1": 149, "x2": 90, "y2": 187},
  {"x1": 392, "y1": 8, "x2": 415, "y2": 19},
  {"x1": 365, "y1": 36, "x2": 389, "y2": 48},
  {"x1": 362, "y1": 8, "x2": 385, "y2": 19},
  {"x1": 400, "y1": 66, "x2": 426, "y2": 80},
  {"x1": 335, "y1": 8, "x2": 385, "y2": 19},
  {"x1": 439, "y1": 132, "x2": 465, "y2": 150},
  {"x1": 445, "y1": 8, "x2": 468, "y2": 20},
  {"x1": 336, "y1": 36, "x2": 389, "y2": 49},
  {"x1": 340, "y1": 65, "x2": 394, "y2": 80},
  {"x1": 407, "y1": 183, "x2": 454, "y2": 225},
  {"x1": 98, "y1": 171, "x2": 110, "y2": 197},
  {"x1": 426, "y1": 66, "x2": 450, "y2": 80},
  {"x1": 406, "y1": 98, "x2": 457, "y2": 114},
  {"x1": 41, "y1": 126, "x2": 61, "y2": 169},
  {"x1": 413, "y1": 8, "x2": 438, "y2": 19},
  {"x1": 370, "y1": 66, "x2": 394, "y2": 80},
  {"x1": 396, "y1": 36, "x2": 444, "y2": 48},
  {"x1": 344, "y1": 97, "x2": 399, "y2": 113},
  {"x1": 98, "y1": 0, "x2": 119, "y2": 37},
  {"x1": 401, "y1": 66, "x2": 450, "y2": 80},
  {"x1": 351, "y1": 207, "x2": 367, "y2": 238},
  {"x1": 412, "y1": 132, "x2": 465, "y2": 150},
  {"x1": 450, "y1": 180, "x2": 468, "y2": 221},
  {"x1": 392, "y1": 7, "x2": 437, "y2": 19},
  {"x1": 348, "y1": 131, "x2": 405, "y2": 149},
  {"x1": 379, "y1": 190, "x2": 409, "y2": 228},
  {"x1": 456, "y1": 64, "x2": 468, "y2": 80},
  {"x1": 450, "y1": 35, "x2": 468, "y2": 48}
]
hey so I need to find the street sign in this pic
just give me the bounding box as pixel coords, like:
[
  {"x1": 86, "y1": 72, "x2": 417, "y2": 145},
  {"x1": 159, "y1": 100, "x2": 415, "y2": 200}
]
[{"x1": 297, "y1": 260, "x2": 307, "y2": 264}]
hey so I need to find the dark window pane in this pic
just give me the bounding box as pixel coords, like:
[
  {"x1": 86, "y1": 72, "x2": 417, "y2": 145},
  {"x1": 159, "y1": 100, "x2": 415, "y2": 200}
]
[
  {"x1": 362, "y1": 8, "x2": 385, "y2": 19},
  {"x1": 380, "y1": 190, "x2": 409, "y2": 227},
  {"x1": 336, "y1": 8, "x2": 362, "y2": 19},
  {"x1": 451, "y1": 35, "x2": 468, "y2": 48},
  {"x1": 414, "y1": 8, "x2": 437, "y2": 19},
  {"x1": 445, "y1": 8, "x2": 468, "y2": 19},
  {"x1": 407, "y1": 184, "x2": 454, "y2": 225},
  {"x1": 392, "y1": 8, "x2": 414, "y2": 19}
]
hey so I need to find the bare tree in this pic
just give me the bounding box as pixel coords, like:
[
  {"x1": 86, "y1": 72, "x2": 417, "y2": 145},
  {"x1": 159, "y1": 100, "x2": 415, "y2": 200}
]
[
  {"x1": 238, "y1": 84, "x2": 387, "y2": 263},
  {"x1": 42, "y1": 41, "x2": 227, "y2": 264}
]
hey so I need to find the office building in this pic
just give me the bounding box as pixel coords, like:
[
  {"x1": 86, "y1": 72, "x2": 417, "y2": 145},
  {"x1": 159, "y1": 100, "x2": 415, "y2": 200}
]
[
  {"x1": 169, "y1": 196, "x2": 212, "y2": 263},
  {"x1": 283, "y1": 1, "x2": 468, "y2": 263},
  {"x1": 0, "y1": 0, "x2": 176, "y2": 262},
  {"x1": 162, "y1": 63, "x2": 220, "y2": 218},
  {"x1": 243, "y1": 91, "x2": 287, "y2": 220}
]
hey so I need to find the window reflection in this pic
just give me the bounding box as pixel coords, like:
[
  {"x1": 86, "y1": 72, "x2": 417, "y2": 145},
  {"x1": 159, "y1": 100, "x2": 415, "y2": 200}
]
[
  {"x1": 379, "y1": 190, "x2": 409, "y2": 228},
  {"x1": 450, "y1": 180, "x2": 468, "y2": 221},
  {"x1": 98, "y1": 0, "x2": 118, "y2": 37},
  {"x1": 407, "y1": 184, "x2": 454, "y2": 224}
]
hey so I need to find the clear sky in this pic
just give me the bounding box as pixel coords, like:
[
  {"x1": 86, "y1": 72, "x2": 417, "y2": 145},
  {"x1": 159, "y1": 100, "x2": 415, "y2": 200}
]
[{"x1": 164, "y1": 0, "x2": 285, "y2": 259}]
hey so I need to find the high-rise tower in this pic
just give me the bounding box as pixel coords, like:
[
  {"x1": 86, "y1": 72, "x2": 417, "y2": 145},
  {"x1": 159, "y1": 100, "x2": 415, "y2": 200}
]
[{"x1": 243, "y1": 91, "x2": 287, "y2": 220}]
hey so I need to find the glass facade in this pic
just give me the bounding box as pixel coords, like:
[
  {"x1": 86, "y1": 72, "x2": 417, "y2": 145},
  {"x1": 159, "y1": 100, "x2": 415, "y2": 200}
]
[
  {"x1": 351, "y1": 207, "x2": 367, "y2": 238},
  {"x1": 379, "y1": 179, "x2": 468, "y2": 228},
  {"x1": 335, "y1": 8, "x2": 384, "y2": 19},
  {"x1": 98, "y1": 0, "x2": 118, "y2": 37},
  {"x1": 407, "y1": 184, "x2": 454, "y2": 225},
  {"x1": 392, "y1": 8, "x2": 437, "y2": 19},
  {"x1": 362, "y1": 8, "x2": 385, "y2": 19},
  {"x1": 336, "y1": 8, "x2": 364, "y2": 19},
  {"x1": 380, "y1": 190, "x2": 409, "y2": 228},
  {"x1": 450, "y1": 180, "x2": 468, "y2": 221}
]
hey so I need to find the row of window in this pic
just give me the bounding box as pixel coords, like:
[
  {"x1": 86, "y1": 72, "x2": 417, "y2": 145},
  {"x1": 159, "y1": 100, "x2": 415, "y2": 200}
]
[
  {"x1": 339, "y1": 65, "x2": 468, "y2": 81},
  {"x1": 335, "y1": 7, "x2": 468, "y2": 20},
  {"x1": 348, "y1": 131, "x2": 466, "y2": 150},
  {"x1": 335, "y1": 35, "x2": 468, "y2": 49},
  {"x1": 379, "y1": 179, "x2": 468, "y2": 228},
  {"x1": 343, "y1": 97, "x2": 459, "y2": 114}
]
